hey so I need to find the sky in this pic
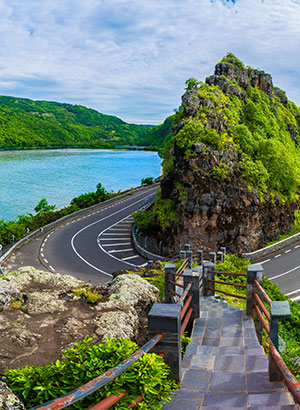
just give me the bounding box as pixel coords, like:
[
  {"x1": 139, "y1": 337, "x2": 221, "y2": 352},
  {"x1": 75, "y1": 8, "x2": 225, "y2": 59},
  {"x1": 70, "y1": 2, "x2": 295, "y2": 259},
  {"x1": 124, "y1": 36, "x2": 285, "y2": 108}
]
[{"x1": 0, "y1": 0, "x2": 299, "y2": 125}]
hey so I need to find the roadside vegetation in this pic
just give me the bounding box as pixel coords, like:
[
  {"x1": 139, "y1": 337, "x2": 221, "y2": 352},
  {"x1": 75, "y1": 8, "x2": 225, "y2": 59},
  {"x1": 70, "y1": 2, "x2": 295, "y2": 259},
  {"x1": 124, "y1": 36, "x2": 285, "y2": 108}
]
[{"x1": 0, "y1": 182, "x2": 116, "y2": 249}]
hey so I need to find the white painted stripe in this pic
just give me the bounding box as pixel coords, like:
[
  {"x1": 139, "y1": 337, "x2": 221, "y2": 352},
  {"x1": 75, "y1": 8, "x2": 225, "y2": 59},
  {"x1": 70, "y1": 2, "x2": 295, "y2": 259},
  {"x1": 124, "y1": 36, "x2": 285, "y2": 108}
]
[
  {"x1": 100, "y1": 238, "x2": 131, "y2": 241},
  {"x1": 291, "y1": 295, "x2": 300, "y2": 301},
  {"x1": 41, "y1": 247, "x2": 44, "y2": 252},
  {"x1": 285, "y1": 249, "x2": 291, "y2": 254},
  {"x1": 109, "y1": 248, "x2": 134, "y2": 253},
  {"x1": 44, "y1": 258, "x2": 48, "y2": 264},
  {"x1": 269, "y1": 264, "x2": 300, "y2": 280},
  {"x1": 44, "y1": 238, "x2": 48, "y2": 242},
  {"x1": 106, "y1": 228, "x2": 130, "y2": 231},
  {"x1": 122, "y1": 255, "x2": 140, "y2": 261},
  {"x1": 66, "y1": 223, "x2": 70, "y2": 226},
  {"x1": 49, "y1": 265, "x2": 55, "y2": 271},
  {"x1": 295, "y1": 245, "x2": 300, "y2": 249},
  {"x1": 260, "y1": 259, "x2": 271, "y2": 264},
  {"x1": 275, "y1": 254, "x2": 281, "y2": 258},
  {"x1": 286, "y1": 288, "x2": 300, "y2": 296},
  {"x1": 102, "y1": 243, "x2": 131, "y2": 247},
  {"x1": 102, "y1": 233, "x2": 130, "y2": 236},
  {"x1": 41, "y1": 252, "x2": 44, "y2": 258}
]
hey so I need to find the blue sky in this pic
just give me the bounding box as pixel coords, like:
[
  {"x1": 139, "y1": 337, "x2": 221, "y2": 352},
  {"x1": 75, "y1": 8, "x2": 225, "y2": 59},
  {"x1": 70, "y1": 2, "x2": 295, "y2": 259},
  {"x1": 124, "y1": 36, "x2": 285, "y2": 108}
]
[{"x1": 0, "y1": 0, "x2": 299, "y2": 124}]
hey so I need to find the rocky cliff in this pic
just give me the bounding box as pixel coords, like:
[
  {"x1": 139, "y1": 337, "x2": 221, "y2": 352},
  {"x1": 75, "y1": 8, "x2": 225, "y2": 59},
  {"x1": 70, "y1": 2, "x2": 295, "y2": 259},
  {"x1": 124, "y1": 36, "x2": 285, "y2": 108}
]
[{"x1": 136, "y1": 54, "x2": 300, "y2": 254}]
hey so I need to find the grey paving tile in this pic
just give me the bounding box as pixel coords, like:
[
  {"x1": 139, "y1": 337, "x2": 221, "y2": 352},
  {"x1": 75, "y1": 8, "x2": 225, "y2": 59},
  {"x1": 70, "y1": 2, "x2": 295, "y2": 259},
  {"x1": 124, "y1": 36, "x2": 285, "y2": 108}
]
[
  {"x1": 219, "y1": 337, "x2": 244, "y2": 346},
  {"x1": 249, "y1": 406, "x2": 297, "y2": 410},
  {"x1": 206, "y1": 318, "x2": 223, "y2": 328},
  {"x1": 221, "y1": 327, "x2": 243, "y2": 337},
  {"x1": 218, "y1": 346, "x2": 245, "y2": 355},
  {"x1": 182, "y1": 353, "x2": 194, "y2": 370},
  {"x1": 245, "y1": 337, "x2": 261, "y2": 347},
  {"x1": 191, "y1": 355, "x2": 215, "y2": 371},
  {"x1": 248, "y1": 391, "x2": 294, "y2": 406},
  {"x1": 204, "y1": 328, "x2": 221, "y2": 338},
  {"x1": 197, "y1": 345, "x2": 218, "y2": 356},
  {"x1": 223, "y1": 317, "x2": 243, "y2": 326},
  {"x1": 244, "y1": 327, "x2": 259, "y2": 338},
  {"x1": 203, "y1": 392, "x2": 247, "y2": 407},
  {"x1": 246, "y1": 355, "x2": 268, "y2": 372},
  {"x1": 247, "y1": 371, "x2": 285, "y2": 391},
  {"x1": 202, "y1": 337, "x2": 220, "y2": 346},
  {"x1": 209, "y1": 371, "x2": 246, "y2": 392},
  {"x1": 195, "y1": 318, "x2": 207, "y2": 326},
  {"x1": 214, "y1": 355, "x2": 245, "y2": 372},
  {"x1": 185, "y1": 338, "x2": 202, "y2": 355},
  {"x1": 181, "y1": 369, "x2": 211, "y2": 390},
  {"x1": 192, "y1": 326, "x2": 205, "y2": 338}
]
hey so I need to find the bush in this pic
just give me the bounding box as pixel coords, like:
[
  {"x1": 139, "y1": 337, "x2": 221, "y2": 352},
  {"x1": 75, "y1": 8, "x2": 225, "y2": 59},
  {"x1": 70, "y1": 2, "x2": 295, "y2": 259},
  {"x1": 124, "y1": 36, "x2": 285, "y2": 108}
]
[{"x1": 5, "y1": 336, "x2": 178, "y2": 409}]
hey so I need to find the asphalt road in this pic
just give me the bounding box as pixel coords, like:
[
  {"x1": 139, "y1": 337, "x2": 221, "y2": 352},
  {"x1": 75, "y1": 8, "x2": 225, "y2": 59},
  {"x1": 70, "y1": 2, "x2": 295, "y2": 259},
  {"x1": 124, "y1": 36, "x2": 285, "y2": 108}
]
[
  {"x1": 2, "y1": 185, "x2": 158, "y2": 284},
  {"x1": 256, "y1": 240, "x2": 300, "y2": 301}
]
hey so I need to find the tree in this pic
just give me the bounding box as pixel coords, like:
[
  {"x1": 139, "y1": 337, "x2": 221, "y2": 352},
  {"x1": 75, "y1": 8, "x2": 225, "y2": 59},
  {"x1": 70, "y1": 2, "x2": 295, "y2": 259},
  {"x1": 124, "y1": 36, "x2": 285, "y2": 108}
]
[
  {"x1": 34, "y1": 198, "x2": 56, "y2": 215},
  {"x1": 141, "y1": 177, "x2": 154, "y2": 186}
]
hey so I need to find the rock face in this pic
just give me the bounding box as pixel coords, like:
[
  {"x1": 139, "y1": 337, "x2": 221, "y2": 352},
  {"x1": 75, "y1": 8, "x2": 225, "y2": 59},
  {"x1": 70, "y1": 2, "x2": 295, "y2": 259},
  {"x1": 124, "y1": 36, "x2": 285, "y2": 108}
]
[{"x1": 154, "y1": 55, "x2": 300, "y2": 254}]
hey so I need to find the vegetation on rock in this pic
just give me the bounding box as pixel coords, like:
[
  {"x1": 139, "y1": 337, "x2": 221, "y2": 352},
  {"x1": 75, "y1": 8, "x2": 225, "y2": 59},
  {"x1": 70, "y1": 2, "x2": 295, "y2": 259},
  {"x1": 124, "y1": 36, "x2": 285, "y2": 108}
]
[{"x1": 134, "y1": 53, "x2": 300, "y2": 254}]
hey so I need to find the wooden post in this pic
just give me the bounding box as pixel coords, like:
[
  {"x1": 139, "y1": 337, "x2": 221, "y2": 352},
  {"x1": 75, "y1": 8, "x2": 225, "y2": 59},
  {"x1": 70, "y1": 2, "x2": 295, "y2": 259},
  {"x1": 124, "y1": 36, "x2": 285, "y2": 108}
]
[
  {"x1": 186, "y1": 250, "x2": 193, "y2": 268},
  {"x1": 183, "y1": 267, "x2": 202, "y2": 319}
]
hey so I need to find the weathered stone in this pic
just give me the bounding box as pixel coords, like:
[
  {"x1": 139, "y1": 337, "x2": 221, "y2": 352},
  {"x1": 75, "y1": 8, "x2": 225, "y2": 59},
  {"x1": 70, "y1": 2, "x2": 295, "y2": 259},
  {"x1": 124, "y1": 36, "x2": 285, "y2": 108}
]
[
  {"x1": 0, "y1": 287, "x2": 21, "y2": 311},
  {"x1": 248, "y1": 68, "x2": 273, "y2": 96},
  {"x1": 0, "y1": 381, "x2": 26, "y2": 410},
  {"x1": 94, "y1": 306, "x2": 139, "y2": 340},
  {"x1": 182, "y1": 89, "x2": 200, "y2": 116}
]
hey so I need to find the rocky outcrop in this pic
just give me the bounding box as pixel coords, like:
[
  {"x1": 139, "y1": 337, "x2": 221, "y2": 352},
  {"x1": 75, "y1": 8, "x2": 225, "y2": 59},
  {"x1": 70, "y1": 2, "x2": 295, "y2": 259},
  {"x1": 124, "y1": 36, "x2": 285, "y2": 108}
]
[
  {"x1": 0, "y1": 382, "x2": 26, "y2": 410},
  {"x1": 0, "y1": 268, "x2": 159, "y2": 378}
]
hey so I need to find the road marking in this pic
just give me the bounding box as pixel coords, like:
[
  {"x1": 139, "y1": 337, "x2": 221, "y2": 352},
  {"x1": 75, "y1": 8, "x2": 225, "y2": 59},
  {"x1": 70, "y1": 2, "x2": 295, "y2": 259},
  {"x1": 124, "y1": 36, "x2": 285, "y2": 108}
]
[
  {"x1": 49, "y1": 265, "x2": 55, "y2": 271},
  {"x1": 109, "y1": 248, "x2": 134, "y2": 253},
  {"x1": 41, "y1": 252, "x2": 44, "y2": 258},
  {"x1": 102, "y1": 242, "x2": 131, "y2": 246},
  {"x1": 100, "y1": 238, "x2": 131, "y2": 241},
  {"x1": 269, "y1": 264, "x2": 300, "y2": 280},
  {"x1": 71, "y1": 191, "x2": 156, "y2": 274},
  {"x1": 41, "y1": 247, "x2": 44, "y2": 252},
  {"x1": 295, "y1": 245, "x2": 300, "y2": 249},
  {"x1": 44, "y1": 258, "x2": 48, "y2": 264},
  {"x1": 107, "y1": 228, "x2": 130, "y2": 231},
  {"x1": 286, "y1": 288, "x2": 300, "y2": 296},
  {"x1": 291, "y1": 295, "x2": 300, "y2": 301},
  {"x1": 44, "y1": 238, "x2": 48, "y2": 242},
  {"x1": 275, "y1": 254, "x2": 281, "y2": 258},
  {"x1": 285, "y1": 249, "x2": 291, "y2": 253},
  {"x1": 122, "y1": 255, "x2": 140, "y2": 261},
  {"x1": 102, "y1": 233, "x2": 130, "y2": 236},
  {"x1": 260, "y1": 259, "x2": 271, "y2": 264}
]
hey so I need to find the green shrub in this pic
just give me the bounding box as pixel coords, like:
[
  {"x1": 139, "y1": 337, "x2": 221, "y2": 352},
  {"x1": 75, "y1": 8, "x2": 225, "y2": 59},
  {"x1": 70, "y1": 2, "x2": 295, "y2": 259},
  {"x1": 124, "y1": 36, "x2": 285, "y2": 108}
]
[
  {"x1": 5, "y1": 336, "x2": 178, "y2": 409},
  {"x1": 71, "y1": 287, "x2": 102, "y2": 304}
]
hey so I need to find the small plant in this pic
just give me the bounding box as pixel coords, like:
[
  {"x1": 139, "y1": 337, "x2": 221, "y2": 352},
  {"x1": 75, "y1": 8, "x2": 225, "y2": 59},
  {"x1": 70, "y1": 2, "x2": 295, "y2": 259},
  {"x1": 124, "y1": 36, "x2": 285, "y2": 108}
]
[
  {"x1": 181, "y1": 332, "x2": 193, "y2": 354},
  {"x1": 11, "y1": 300, "x2": 23, "y2": 309},
  {"x1": 141, "y1": 177, "x2": 154, "y2": 186},
  {"x1": 5, "y1": 336, "x2": 178, "y2": 409},
  {"x1": 71, "y1": 287, "x2": 102, "y2": 304}
]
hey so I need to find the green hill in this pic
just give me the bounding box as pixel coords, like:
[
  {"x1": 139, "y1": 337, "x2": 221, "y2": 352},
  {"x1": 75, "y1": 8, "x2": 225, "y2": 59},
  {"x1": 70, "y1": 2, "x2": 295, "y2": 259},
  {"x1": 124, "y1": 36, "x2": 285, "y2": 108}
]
[{"x1": 0, "y1": 95, "x2": 153, "y2": 149}]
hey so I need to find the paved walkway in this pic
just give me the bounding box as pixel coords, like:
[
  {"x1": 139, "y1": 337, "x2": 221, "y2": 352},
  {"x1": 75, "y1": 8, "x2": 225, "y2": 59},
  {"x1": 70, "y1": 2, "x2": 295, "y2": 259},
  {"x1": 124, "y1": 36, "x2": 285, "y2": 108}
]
[{"x1": 163, "y1": 296, "x2": 297, "y2": 409}]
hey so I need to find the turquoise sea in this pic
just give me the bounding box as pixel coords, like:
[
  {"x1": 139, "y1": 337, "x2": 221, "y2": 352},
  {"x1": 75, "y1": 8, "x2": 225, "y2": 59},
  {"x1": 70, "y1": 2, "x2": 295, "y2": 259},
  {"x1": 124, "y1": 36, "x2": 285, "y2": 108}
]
[{"x1": 0, "y1": 149, "x2": 161, "y2": 222}]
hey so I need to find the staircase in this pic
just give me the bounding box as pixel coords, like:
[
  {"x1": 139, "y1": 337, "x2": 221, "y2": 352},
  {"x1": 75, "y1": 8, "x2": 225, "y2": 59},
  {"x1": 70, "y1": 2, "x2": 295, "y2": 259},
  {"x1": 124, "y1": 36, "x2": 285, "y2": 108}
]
[{"x1": 163, "y1": 296, "x2": 297, "y2": 409}]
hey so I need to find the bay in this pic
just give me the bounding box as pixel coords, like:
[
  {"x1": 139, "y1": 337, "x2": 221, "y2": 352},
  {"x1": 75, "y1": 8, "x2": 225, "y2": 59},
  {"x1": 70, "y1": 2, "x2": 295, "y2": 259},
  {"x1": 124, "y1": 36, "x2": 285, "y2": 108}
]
[{"x1": 0, "y1": 149, "x2": 161, "y2": 222}]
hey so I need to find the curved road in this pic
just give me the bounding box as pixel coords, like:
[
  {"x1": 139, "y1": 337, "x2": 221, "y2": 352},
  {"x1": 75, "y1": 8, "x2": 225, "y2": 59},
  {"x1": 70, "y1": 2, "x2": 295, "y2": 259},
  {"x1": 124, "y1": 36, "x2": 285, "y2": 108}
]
[
  {"x1": 256, "y1": 240, "x2": 300, "y2": 302},
  {"x1": 3, "y1": 186, "x2": 158, "y2": 284}
]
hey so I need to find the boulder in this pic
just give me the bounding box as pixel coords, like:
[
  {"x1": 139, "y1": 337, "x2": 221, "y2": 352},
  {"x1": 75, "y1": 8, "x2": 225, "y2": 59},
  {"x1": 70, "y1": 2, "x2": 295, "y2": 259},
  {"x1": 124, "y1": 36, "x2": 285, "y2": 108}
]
[{"x1": 0, "y1": 381, "x2": 26, "y2": 410}]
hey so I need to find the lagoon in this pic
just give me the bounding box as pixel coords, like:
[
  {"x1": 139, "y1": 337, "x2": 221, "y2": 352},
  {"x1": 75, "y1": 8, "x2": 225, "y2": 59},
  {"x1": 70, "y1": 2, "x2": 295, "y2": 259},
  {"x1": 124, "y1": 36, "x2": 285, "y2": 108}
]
[{"x1": 0, "y1": 149, "x2": 161, "y2": 222}]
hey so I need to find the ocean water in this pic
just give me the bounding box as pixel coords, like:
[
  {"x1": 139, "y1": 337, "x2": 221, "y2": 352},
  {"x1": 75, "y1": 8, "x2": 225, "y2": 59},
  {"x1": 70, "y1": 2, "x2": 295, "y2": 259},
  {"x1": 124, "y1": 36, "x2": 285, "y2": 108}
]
[{"x1": 0, "y1": 149, "x2": 161, "y2": 221}]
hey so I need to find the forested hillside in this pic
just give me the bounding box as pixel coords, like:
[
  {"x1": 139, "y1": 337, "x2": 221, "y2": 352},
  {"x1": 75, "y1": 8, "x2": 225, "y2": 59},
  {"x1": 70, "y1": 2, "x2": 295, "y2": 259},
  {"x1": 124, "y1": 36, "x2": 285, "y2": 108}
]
[{"x1": 0, "y1": 96, "x2": 152, "y2": 149}]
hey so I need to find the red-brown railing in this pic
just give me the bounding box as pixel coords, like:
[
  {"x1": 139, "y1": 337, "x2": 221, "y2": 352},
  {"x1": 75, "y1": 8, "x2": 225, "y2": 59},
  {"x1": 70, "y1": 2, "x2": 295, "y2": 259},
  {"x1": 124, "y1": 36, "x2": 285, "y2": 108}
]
[{"x1": 206, "y1": 270, "x2": 247, "y2": 300}]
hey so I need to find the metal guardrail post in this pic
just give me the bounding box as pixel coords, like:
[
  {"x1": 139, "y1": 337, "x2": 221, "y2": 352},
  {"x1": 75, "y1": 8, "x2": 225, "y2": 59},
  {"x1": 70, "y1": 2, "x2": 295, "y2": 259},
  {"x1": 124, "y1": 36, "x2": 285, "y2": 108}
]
[
  {"x1": 184, "y1": 244, "x2": 190, "y2": 254},
  {"x1": 179, "y1": 251, "x2": 185, "y2": 260},
  {"x1": 202, "y1": 261, "x2": 214, "y2": 296},
  {"x1": 183, "y1": 267, "x2": 202, "y2": 318},
  {"x1": 148, "y1": 303, "x2": 182, "y2": 381},
  {"x1": 246, "y1": 264, "x2": 263, "y2": 316},
  {"x1": 209, "y1": 252, "x2": 216, "y2": 264},
  {"x1": 186, "y1": 250, "x2": 193, "y2": 268},
  {"x1": 197, "y1": 250, "x2": 203, "y2": 265},
  {"x1": 269, "y1": 301, "x2": 291, "y2": 381},
  {"x1": 164, "y1": 264, "x2": 175, "y2": 303}
]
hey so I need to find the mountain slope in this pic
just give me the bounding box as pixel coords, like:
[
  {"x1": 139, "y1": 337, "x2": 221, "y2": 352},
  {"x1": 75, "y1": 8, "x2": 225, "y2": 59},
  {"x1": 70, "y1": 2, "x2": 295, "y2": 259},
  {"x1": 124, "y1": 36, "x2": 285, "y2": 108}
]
[{"x1": 0, "y1": 96, "x2": 153, "y2": 149}]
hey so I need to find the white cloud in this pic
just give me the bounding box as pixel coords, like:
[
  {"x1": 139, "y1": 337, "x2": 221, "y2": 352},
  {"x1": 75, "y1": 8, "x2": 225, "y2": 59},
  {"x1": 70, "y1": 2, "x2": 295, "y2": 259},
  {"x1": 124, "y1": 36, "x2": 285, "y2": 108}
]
[{"x1": 0, "y1": 0, "x2": 299, "y2": 124}]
